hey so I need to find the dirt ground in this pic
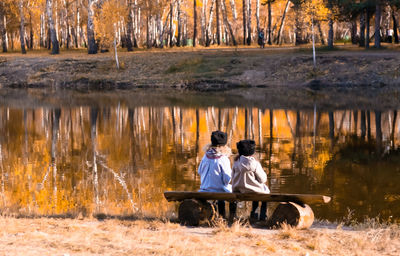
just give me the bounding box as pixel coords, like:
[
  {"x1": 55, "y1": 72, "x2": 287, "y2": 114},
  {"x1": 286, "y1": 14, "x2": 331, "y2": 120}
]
[
  {"x1": 1, "y1": 46, "x2": 400, "y2": 90},
  {"x1": 0, "y1": 217, "x2": 399, "y2": 256},
  {"x1": 1, "y1": 46, "x2": 400, "y2": 110}
]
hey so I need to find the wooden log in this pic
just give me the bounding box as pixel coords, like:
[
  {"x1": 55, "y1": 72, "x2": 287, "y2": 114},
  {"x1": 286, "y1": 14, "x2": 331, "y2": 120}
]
[
  {"x1": 178, "y1": 199, "x2": 215, "y2": 226},
  {"x1": 164, "y1": 191, "x2": 331, "y2": 205},
  {"x1": 267, "y1": 202, "x2": 314, "y2": 229}
]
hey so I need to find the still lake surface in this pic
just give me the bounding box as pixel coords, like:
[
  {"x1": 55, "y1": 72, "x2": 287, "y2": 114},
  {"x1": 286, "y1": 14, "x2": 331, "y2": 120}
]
[{"x1": 0, "y1": 91, "x2": 399, "y2": 222}]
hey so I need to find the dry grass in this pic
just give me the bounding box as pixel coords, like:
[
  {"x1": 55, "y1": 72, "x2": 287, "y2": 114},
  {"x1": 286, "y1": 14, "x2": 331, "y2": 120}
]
[{"x1": 0, "y1": 217, "x2": 399, "y2": 256}]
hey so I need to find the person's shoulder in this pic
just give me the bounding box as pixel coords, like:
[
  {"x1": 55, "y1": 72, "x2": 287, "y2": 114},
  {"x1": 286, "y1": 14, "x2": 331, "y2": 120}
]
[{"x1": 248, "y1": 157, "x2": 262, "y2": 168}]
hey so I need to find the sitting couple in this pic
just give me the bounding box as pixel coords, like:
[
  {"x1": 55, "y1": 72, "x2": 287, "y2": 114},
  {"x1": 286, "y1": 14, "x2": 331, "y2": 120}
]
[{"x1": 197, "y1": 130, "x2": 270, "y2": 222}]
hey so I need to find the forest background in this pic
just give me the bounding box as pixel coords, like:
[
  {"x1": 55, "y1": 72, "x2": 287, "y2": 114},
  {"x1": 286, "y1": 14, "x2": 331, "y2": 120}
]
[{"x1": 1, "y1": 0, "x2": 400, "y2": 55}]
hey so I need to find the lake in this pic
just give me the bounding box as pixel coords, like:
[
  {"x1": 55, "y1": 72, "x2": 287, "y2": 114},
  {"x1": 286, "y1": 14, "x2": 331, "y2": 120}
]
[{"x1": 0, "y1": 90, "x2": 399, "y2": 223}]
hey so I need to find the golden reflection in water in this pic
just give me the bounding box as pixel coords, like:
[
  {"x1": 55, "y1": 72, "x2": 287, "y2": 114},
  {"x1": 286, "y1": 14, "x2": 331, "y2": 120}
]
[{"x1": 0, "y1": 107, "x2": 399, "y2": 221}]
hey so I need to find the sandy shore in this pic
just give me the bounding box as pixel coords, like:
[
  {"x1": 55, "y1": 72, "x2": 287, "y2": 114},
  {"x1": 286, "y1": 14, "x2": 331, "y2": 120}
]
[{"x1": 0, "y1": 217, "x2": 399, "y2": 255}]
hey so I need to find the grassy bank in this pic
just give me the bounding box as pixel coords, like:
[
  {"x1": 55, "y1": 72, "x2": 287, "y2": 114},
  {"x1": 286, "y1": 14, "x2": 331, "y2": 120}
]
[
  {"x1": 2, "y1": 47, "x2": 400, "y2": 110},
  {"x1": 0, "y1": 216, "x2": 399, "y2": 255},
  {"x1": 1, "y1": 46, "x2": 400, "y2": 90}
]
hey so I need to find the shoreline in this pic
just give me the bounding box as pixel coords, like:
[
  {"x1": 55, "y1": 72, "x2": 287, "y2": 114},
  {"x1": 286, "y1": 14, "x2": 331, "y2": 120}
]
[
  {"x1": 1, "y1": 47, "x2": 400, "y2": 110},
  {"x1": 1, "y1": 47, "x2": 400, "y2": 89}
]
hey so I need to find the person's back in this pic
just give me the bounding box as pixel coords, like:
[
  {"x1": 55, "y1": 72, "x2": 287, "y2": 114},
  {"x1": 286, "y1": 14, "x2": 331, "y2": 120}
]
[
  {"x1": 232, "y1": 155, "x2": 270, "y2": 194},
  {"x1": 198, "y1": 145, "x2": 232, "y2": 193},
  {"x1": 231, "y1": 140, "x2": 270, "y2": 221},
  {"x1": 197, "y1": 131, "x2": 234, "y2": 219}
]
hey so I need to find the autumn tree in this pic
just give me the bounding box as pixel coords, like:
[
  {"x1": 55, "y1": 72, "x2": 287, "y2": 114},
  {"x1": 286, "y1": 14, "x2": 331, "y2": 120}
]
[
  {"x1": 304, "y1": 0, "x2": 328, "y2": 67},
  {"x1": 19, "y1": 0, "x2": 27, "y2": 54},
  {"x1": 46, "y1": 0, "x2": 59, "y2": 54},
  {"x1": 0, "y1": 0, "x2": 9, "y2": 52},
  {"x1": 88, "y1": 0, "x2": 98, "y2": 54}
]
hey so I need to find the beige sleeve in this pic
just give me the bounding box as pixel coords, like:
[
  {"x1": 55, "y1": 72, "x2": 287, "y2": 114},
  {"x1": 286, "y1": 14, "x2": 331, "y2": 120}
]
[{"x1": 255, "y1": 162, "x2": 267, "y2": 184}]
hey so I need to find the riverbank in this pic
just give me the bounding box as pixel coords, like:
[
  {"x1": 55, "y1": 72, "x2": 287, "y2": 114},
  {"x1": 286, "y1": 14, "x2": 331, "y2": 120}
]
[
  {"x1": 1, "y1": 46, "x2": 400, "y2": 110},
  {"x1": 1, "y1": 46, "x2": 400, "y2": 90},
  {"x1": 0, "y1": 216, "x2": 399, "y2": 255}
]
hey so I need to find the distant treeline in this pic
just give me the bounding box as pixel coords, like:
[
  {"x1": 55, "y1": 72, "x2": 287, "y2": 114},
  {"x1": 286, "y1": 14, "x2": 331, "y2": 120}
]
[{"x1": 0, "y1": 0, "x2": 399, "y2": 54}]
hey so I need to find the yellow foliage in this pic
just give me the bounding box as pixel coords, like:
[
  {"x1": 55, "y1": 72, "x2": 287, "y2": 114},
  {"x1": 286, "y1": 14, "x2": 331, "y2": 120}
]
[
  {"x1": 303, "y1": 0, "x2": 329, "y2": 23},
  {"x1": 94, "y1": 0, "x2": 128, "y2": 49}
]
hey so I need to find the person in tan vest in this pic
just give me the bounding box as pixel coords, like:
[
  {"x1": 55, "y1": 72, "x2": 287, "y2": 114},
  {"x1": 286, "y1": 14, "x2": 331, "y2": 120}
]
[{"x1": 232, "y1": 140, "x2": 270, "y2": 221}]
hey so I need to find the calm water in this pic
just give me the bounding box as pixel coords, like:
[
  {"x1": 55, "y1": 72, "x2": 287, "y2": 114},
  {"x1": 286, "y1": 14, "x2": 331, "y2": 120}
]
[{"x1": 1, "y1": 93, "x2": 400, "y2": 222}]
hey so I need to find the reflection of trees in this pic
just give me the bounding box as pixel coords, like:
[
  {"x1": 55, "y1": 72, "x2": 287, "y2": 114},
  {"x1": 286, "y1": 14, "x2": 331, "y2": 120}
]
[
  {"x1": 2, "y1": 105, "x2": 400, "y2": 221},
  {"x1": 321, "y1": 111, "x2": 400, "y2": 221}
]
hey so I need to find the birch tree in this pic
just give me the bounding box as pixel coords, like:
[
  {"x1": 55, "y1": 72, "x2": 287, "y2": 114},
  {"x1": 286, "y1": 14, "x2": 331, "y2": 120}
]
[
  {"x1": 19, "y1": 0, "x2": 26, "y2": 54},
  {"x1": 375, "y1": 0, "x2": 382, "y2": 48},
  {"x1": 221, "y1": 0, "x2": 237, "y2": 45},
  {"x1": 0, "y1": 1, "x2": 8, "y2": 52},
  {"x1": 46, "y1": 0, "x2": 59, "y2": 54},
  {"x1": 193, "y1": 0, "x2": 197, "y2": 47},
  {"x1": 87, "y1": 0, "x2": 98, "y2": 54}
]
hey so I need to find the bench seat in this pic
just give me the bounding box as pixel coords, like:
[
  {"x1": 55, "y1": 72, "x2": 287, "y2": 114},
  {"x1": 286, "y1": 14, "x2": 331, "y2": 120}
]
[{"x1": 164, "y1": 191, "x2": 331, "y2": 205}]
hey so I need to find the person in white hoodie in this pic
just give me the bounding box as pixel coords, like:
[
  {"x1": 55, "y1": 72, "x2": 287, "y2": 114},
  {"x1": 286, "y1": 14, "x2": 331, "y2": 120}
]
[
  {"x1": 232, "y1": 140, "x2": 270, "y2": 221},
  {"x1": 198, "y1": 130, "x2": 235, "y2": 218}
]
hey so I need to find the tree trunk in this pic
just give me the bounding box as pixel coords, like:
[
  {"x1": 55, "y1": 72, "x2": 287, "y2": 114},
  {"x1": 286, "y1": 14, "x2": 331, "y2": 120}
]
[
  {"x1": 327, "y1": 2, "x2": 334, "y2": 49},
  {"x1": 256, "y1": 0, "x2": 260, "y2": 34},
  {"x1": 29, "y1": 13, "x2": 33, "y2": 49},
  {"x1": 126, "y1": 0, "x2": 134, "y2": 51},
  {"x1": 193, "y1": 0, "x2": 197, "y2": 47},
  {"x1": 206, "y1": 0, "x2": 216, "y2": 46},
  {"x1": 178, "y1": 199, "x2": 215, "y2": 226},
  {"x1": 20, "y1": 0, "x2": 27, "y2": 54},
  {"x1": 216, "y1": 0, "x2": 221, "y2": 45},
  {"x1": 229, "y1": 0, "x2": 237, "y2": 21},
  {"x1": 87, "y1": 0, "x2": 97, "y2": 54},
  {"x1": 169, "y1": 1, "x2": 174, "y2": 47},
  {"x1": 201, "y1": 0, "x2": 208, "y2": 45},
  {"x1": 294, "y1": 3, "x2": 305, "y2": 45},
  {"x1": 366, "y1": 10, "x2": 370, "y2": 49},
  {"x1": 276, "y1": 0, "x2": 290, "y2": 45},
  {"x1": 351, "y1": 17, "x2": 357, "y2": 44},
  {"x1": 146, "y1": 14, "x2": 151, "y2": 48},
  {"x1": 317, "y1": 21, "x2": 325, "y2": 45},
  {"x1": 267, "y1": 202, "x2": 314, "y2": 229},
  {"x1": 374, "y1": 3, "x2": 381, "y2": 48},
  {"x1": 177, "y1": 0, "x2": 182, "y2": 46},
  {"x1": 242, "y1": 0, "x2": 246, "y2": 45},
  {"x1": 157, "y1": 6, "x2": 163, "y2": 48},
  {"x1": 359, "y1": 10, "x2": 365, "y2": 47},
  {"x1": 0, "y1": 4, "x2": 7, "y2": 53},
  {"x1": 393, "y1": 10, "x2": 399, "y2": 44},
  {"x1": 267, "y1": 0, "x2": 272, "y2": 45},
  {"x1": 160, "y1": 8, "x2": 171, "y2": 48},
  {"x1": 221, "y1": 0, "x2": 237, "y2": 45},
  {"x1": 47, "y1": 0, "x2": 59, "y2": 54},
  {"x1": 246, "y1": 0, "x2": 251, "y2": 45},
  {"x1": 65, "y1": 4, "x2": 71, "y2": 50},
  {"x1": 40, "y1": 13, "x2": 44, "y2": 48},
  {"x1": 133, "y1": 0, "x2": 139, "y2": 48}
]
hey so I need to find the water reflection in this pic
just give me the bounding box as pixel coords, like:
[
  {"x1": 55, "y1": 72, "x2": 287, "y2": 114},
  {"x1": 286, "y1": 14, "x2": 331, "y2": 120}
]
[{"x1": 0, "y1": 106, "x2": 400, "y2": 222}]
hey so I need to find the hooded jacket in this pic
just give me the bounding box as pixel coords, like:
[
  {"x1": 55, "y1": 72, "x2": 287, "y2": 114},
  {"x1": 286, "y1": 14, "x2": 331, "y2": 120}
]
[
  {"x1": 198, "y1": 146, "x2": 232, "y2": 193},
  {"x1": 231, "y1": 155, "x2": 270, "y2": 194}
]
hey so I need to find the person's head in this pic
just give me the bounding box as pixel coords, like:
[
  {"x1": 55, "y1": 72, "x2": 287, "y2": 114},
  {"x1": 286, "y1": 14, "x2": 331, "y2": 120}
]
[
  {"x1": 211, "y1": 130, "x2": 228, "y2": 147},
  {"x1": 236, "y1": 140, "x2": 256, "y2": 156}
]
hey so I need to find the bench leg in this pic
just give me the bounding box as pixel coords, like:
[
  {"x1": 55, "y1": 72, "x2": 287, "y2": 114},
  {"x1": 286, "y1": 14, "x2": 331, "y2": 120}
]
[
  {"x1": 267, "y1": 202, "x2": 314, "y2": 229},
  {"x1": 178, "y1": 199, "x2": 215, "y2": 226}
]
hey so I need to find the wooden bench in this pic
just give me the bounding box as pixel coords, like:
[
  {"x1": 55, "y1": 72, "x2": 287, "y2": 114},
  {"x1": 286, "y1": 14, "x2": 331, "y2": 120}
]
[{"x1": 164, "y1": 191, "x2": 331, "y2": 229}]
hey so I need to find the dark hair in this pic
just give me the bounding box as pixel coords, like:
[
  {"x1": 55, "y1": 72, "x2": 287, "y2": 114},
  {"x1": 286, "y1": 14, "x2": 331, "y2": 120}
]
[
  {"x1": 211, "y1": 131, "x2": 228, "y2": 146},
  {"x1": 236, "y1": 140, "x2": 256, "y2": 156}
]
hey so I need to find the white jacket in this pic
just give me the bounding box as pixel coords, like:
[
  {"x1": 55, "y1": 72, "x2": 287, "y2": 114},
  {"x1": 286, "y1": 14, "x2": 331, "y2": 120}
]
[
  {"x1": 198, "y1": 147, "x2": 232, "y2": 193},
  {"x1": 232, "y1": 155, "x2": 270, "y2": 194}
]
